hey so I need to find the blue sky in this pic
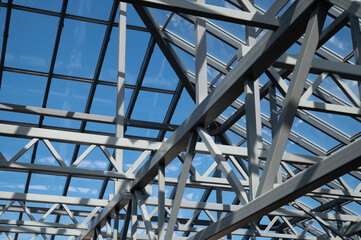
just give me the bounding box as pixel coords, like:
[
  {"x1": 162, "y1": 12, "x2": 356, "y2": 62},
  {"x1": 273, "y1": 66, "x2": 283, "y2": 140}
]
[{"x1": 0, "y1": 0, "x2": 361, "y2": 239}]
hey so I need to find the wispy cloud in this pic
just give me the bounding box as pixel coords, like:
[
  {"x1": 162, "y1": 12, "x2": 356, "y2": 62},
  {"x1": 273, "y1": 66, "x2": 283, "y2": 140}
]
[
  {"x1": 329, "y1": 36, "x2": 347, "y2": 50},
  {"x1": 183, "y1": 192, "x2": 193, "y2": 201},
  {"x1": 68, "y1": 186, "x2": 97, "y2": 195},
  {"x1": 192, "y1": 156, "x2": 203, "y2": 167},
  {"x1": 0, "y1": 182, "x2": 24, "y2": 190},
  {"x1": 294, "y1": 119, "x2": 303, "y2": 127},
  {"x1": 166, "y1": 163, "x2": 179, "y2": 173},
  {"x1": 262, "y1": 128, "x2": 272, "y2": 137},
  {"x1": 29, "y1": 185, "x2": 48, "y2": 190},
  {"x1": 77, "y1": 159, "x2": 108, "y2": 169},
  {"x1": 20, "y1": 55, "x2": 46, "y2": 68},
  {"x1": 37, "y1": 156, "x2": 56, "y2": 165}
]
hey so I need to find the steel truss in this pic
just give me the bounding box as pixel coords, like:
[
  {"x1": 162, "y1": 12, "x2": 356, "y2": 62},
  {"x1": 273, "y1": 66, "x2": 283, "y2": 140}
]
[{"x1": 1, "y1": 0, "x2": 361, "y2": 239}]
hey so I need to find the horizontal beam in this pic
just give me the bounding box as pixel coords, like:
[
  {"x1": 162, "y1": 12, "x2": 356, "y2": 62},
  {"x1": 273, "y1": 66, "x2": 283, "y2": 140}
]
[
  {"x1": 143, "y1": 198, "x2": 360, "y2": 222},
  {"x1": 0, "y1": 225, "x2": 82, "y2": 236},
  {"x1": 0, "y1": 123, "x2": 162, "y2": 151},
  {"x1": 275, "y1": 54, "x2": 361, "y2": 81},
  {"x1": 0, "y1": 103, "x2": 178, "y2": 131},
  {"x1": 188, "y1": 137, "x2": 361, "y2": 239},
  {"x1": 0, "y1": 220, "x2": 87, "y2": 230},
  {"x1": 0, "y1": 191, "x2": 108, "y2": 207},
  {"x1": 327, "y1": 0, "x2": 361, "y2": 19},
  {"x1": 121, "y1": 0, "x2": 279, "y2": 29},
  {"x1": 0, "y1": 123, "x2": 322, "y2": 164},
  {"x1": 0, "y1": 161, "x2": 245, "y2": 190},
  {"x1": 131, "y1": 0, "x2": 318, "y2": 191},
  {"x1": 299, "y1": 101, "x2": 361, "y2": 117},
  {"x1": 0, "y1": 205, "x2": 213, "y2": 226}
]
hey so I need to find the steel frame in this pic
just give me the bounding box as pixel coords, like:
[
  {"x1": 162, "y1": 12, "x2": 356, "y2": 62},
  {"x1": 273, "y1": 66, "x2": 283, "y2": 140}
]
[{"x1": 1, "y1": 0, "x2": 361, "y2": 239}]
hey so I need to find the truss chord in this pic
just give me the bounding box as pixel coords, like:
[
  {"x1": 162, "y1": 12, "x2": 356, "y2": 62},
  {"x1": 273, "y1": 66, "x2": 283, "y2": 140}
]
[
  {"x1": 257, "y1": 2, "x2": 329, "y2": 196},
  {"x1": 3, "y1": 0, "x2": 361, "y2": 238},
  {"x1": 164, "y1": 131, "x2": 197, "y2": 239}
]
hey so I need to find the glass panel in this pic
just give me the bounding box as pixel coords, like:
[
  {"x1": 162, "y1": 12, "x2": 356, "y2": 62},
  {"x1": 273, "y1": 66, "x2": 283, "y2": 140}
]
[
  {"x1": 142, "y1": 45, "x2": 179, "y2": 91},
  {"x1": 0, "y1": 71, "x2": 46, "y2": 106},
  {"x1": 100, "y1": 28, "x2": 150, "y2": 85},
  {"x1": 131, "y1": 90, "x2": 173, "y2": 123},
  {"x1": 5, "y1": 9, "x2": 58, "y2": 72},
  {"x1": 28, "y1": 174, "x2": 66, "y2": 195},
  {"x1": 67, "y1": 0, "x2": 113, "y2": 21},
  {"x1": 13, "y1": 0, "x2": 62, "y2": 12},
  {"x1": 54, "y1": 19, "x2": 105, "y2": 78}
]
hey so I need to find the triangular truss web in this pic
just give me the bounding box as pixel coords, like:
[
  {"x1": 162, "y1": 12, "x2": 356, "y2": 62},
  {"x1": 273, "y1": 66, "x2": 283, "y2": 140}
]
[{"x1": 1, "y1": 0, "x2": 361, "y2": 239}]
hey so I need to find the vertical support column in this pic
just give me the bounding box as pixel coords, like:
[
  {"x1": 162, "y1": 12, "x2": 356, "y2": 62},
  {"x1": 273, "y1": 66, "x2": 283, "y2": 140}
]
[
  {"x1": 244, "y1": 0, "x2": 262, "y2": 201},
  {"x1": 195, "y1": 0, "x2": 207, "y2": 105},
  {"x1": 165, "y1": 132, "x2": 198, "y2": 239},
  {"x1": 113, "y1": 207, "x2": 119, "y2": 240},
  {"x1": 257, "y1": 3, "x2": 328, "y2": 197},
  {"x1": 120, "y1": 202, "x2": 132, "y2": 240},
  {"x1": 106, "y1": 217, "x2": 112, "y2": 240},
  {"x1": 131, "y1": 196, "x2": 138, "y2": 240},
  {"x1": 269, "y1": 83, "x2": 282, "y2": 184},
  {"x1": 349, "y1": 15, "x2": 361, "y2": 99},
  {"x1": 214, "y1": 136, "x2": 222, "y2": 220},
  {"x1": 215, "y1": 167, "x2": 222, "y2": 220},
  {"x1": 115, "y1": 1, "x2": 127, "y2": 190},
  {"x1": 158, "y1": 160, "x2": 166, "y2": 239}
]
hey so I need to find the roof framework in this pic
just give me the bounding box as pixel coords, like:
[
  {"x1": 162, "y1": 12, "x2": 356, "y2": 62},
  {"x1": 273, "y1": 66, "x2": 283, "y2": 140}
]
[{"x1": 1, "y1": 0, "x2": 361, "y2": 239}]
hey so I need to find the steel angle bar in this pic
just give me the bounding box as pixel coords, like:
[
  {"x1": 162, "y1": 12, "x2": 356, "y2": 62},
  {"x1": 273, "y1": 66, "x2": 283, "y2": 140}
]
[
  {"x1": 0, "y1": 102, "x2": 178, "y2": 131},
  {"x1": 165, "y1": 132, "x2": 197, "y2": 239},
  {"x1": 120, "y1": 0, "x2": 279, "y2": 29},
  {"x1": 188, "y1": 136, "x2": 361, "y2": 240},
  {"x1": 129, "y1": 0, "x2": 318, "y2": 192},
  {"x1": 0, "y1": 226, "x2": 82, "y2": 236},
  {"x1": 274, "y1": 54, "x2": 361, "y2": 81},
  {"x1": 299, "y1": 101, "x2": 361, "y2": 117},
  {"x1": 327, "y1": 0, "x2": 361, "y2": 19},
  {"x1": 78, "y1": 194, "x2": 129, "y2": 239},
  {"x1": 257, "y1": 3, "x2": 329, "y2": 196}
]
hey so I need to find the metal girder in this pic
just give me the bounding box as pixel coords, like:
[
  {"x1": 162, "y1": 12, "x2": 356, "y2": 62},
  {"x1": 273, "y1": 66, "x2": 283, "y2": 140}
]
[
  {"x1": 130, "y1": 0, "x2": 318, "y2": 190},
  {"x1": 3, "y1": 0, "x2": 361, "y2": 238},
  {"x1": 76, "y1": 1, "x2": 325, "y2": 238},
  {"x1": 188, "y1": 136, "x2": 361, "y2": 240},
  {"x1": 274, "y1": 54, "x2": 361, "y2": 81},
  {"x1": 257, "y1": 3, "x2": 328, "y2": 196},
  {"x1": 120, "y1": 0, "x2": 279, "y2": 29},
  {"x1": 327, "y1": 0, "x2": 361, "y2": 19}
]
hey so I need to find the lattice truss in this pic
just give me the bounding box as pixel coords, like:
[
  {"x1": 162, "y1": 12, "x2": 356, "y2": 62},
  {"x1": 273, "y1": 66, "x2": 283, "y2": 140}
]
[{"x1": 1, "y1": 0, "x2": 361, "y2": 239}]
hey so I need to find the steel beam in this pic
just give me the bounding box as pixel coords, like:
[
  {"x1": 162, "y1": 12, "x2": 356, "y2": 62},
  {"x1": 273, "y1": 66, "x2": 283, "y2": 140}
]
[
  {"x1": 121, "y1": 0, "x2": 279, "y2": 29},
  {"x1": 188, "y1": 136, "x2": 361, "y2": 240},
  {"x1": 257, "y1": 3, "x2": 328, "y2": 196},
  {"x1": 130, "y1": 0, "x2": 318, "y2": 191}
]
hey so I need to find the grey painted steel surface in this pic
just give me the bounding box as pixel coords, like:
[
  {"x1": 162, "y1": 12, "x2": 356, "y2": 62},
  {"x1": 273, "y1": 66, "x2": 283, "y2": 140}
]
[{"x1": 1, "y1": 0, "x2": 361, "y2": 239}]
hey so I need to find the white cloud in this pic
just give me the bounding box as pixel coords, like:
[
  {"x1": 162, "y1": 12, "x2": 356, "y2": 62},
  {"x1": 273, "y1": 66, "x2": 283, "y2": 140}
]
[
  {"x1": 329, "y1": 36, "x2": 347, "y2": 50},
  {"x1": 0, "y1": 182, "x2": 24, "y2": 190},
  {"x1": 192, "y1": 156, "x2": 202, "y2": 167},
  {"x1": 77, "y1": 160, "x2": 108, "y2": 169},
  {"x1": 294, "y1": 119, "x2": 303, "y2": 127},
  {"x1": 20, "y1": 55, "x2": 46, "y2": 68},
  {"x1": 68, "y1": 186, "x2": 97, "y2": 195},
  {"x1": 262, "y1": 129, "x2": 272, "y2": 137},
  {"x1": 166, "y1": 163, "x2": 179, "y2": 173},
  {"x1": 183, "y1": 192, "x2": 194, "y2": 201},
  {"x1": 29, "y1": 185, "x2": 48, "y2": 190},
  {"x1": 37, "y1": 156, "x2": 56, "y2": 165}
]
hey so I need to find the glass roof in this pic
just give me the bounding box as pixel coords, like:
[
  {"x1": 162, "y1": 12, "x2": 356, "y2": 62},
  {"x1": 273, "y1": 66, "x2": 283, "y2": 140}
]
[{"x1": 1, "y1": 0, "x2": 361, "y2": 239}]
